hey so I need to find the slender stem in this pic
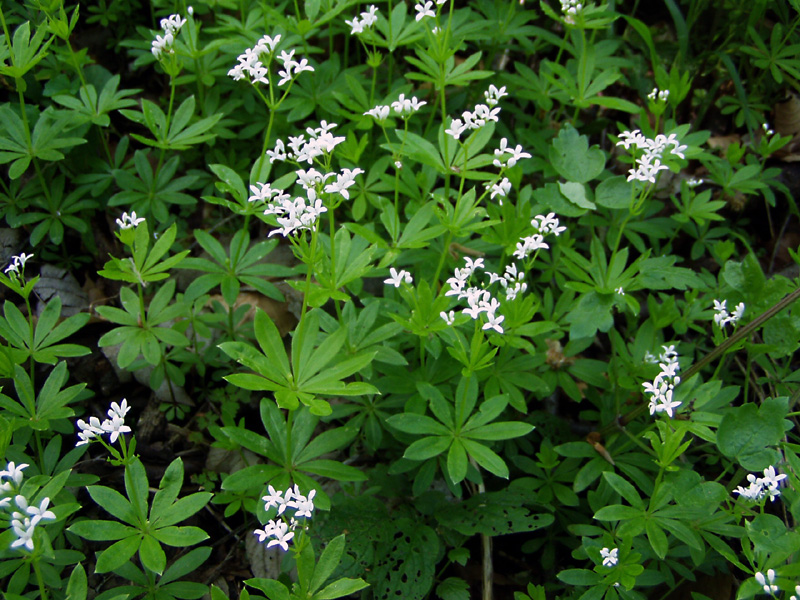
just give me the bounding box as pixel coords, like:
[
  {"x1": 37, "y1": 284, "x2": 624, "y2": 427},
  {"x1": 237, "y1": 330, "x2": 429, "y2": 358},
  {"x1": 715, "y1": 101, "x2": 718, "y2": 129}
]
[
  {"x1": 300, "y1": 228, "x2": 319, "y2": 320},
  {"x1": 32, "y1": 558, "x2": 48, "y2": 600}
]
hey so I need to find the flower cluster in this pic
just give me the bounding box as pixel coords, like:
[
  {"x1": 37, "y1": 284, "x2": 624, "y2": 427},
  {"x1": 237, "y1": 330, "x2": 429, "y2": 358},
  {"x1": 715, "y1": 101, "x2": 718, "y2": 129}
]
[
  {"x1": 487, "y1": 263, "x2": 528, "y2": 301},
  {"x1": 384, "y1": 267, "x2": 413, "y2": 288},
  {"x1": 643, "y1": 343, "x2": 678, "y2": 365},
  {"x1": 647, "y1": 87, "x2": 670, "y2": 102},
  {"x1": 364, "y1": 94, "x2": 427, "y2": 123},
  {"x1": 755, "y1": 570, "x2": 778, "y2": 594},
  {"x1": 116, "y1": 211, "x2": 145, "y2": 230},
  {"x1": 266, "y1": 121, "x2": 345, "y2": 165},
  {"x1": 263, "y1": 189, "x2": 327, "y2": 237},
  {"x1": 151, "y1": 14, "x2": 186, "y2": 59},
  {"x1": 228, "y1": 35, "x2": 314, "y2": 87},
  {"x1": 600, "y1": 547, "x2": 618, "y2": 567},
  {"x1": 4, "y1": 252, "x2": 33, "y2": 277},
  {"x1": 445, "y1": 85, "x2": 506, "y2": 141},
  {"x1": 392, "y1": 94, "x2": 427, "y2": 118},
  {"x1": 560, "y1": 0, "x2": 583, "y2": 23},
  {"x1": 1, "y1": 462, "x2": 56, "y2": 552},
  {"x1": 513, "y1": 212, "x2": 566, "y2": 260},
  {"x1": 713, "y1": 299, "x2": 744, "y2": 328},
  {"x1": 254, "y1": 485, "x2": 316, "y2": 551},
  {"x1": 76, "y1": 399, "x2": 132, "y2": 446},
  {"x1": 642, "y1": 346, "x2": 681, "y2": 418},
  {"x1": 345, "y1": 5, "x2": 379, "y2": 35},
  {"x1": 733, "y1": 466, "x2": 787, "y2": 502},
  {"x1": 616, "y1": 130, "x2": 687, "y2": 184},
  {"x1": 443, "y1": 257, "x2": 505, "y2": 333}
]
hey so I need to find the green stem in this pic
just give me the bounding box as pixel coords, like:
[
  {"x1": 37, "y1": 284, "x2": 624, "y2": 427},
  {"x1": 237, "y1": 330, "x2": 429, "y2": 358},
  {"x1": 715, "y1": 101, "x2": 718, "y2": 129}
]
[
  {"x1": 300, "y1": 228, "x2": 319, "y2": 320},
  {"x1": 32, "y1": 558, "x2": 48, "y2": 600}
]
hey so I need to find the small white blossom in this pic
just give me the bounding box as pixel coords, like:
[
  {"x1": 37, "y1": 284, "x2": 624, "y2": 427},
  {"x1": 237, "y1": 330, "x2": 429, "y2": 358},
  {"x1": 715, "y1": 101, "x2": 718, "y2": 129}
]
[
  {"x1": 391, "y1": 94, "x2": 427, "y2": 117},
  {"x1": 446, "y1": 118, "x2": 466, "y2": 140},
  {"x1": 755, "y1": 570, "x2": 778, "y2": 594},
  {"x1": 600, "y1": 547, "x2": 618, "y2": 567},
  {"x1": 485, "y1": 178, "x2": 511, "y2": 204},
  {"x1": 440, "y1": 310, "x2": 455, "y2": 325},
  {"x1": 116, "y1": 211, "x2": 145, "y2": 230},
  {"x1": 4, "y1": 253, "x2": 33, "y2": 276},
  {"x1": 414, "y1": 1, "x2": 435, "y2": 20},
  {"x1": 484, "y1": 84, "x2": 508, "y2": 106},
  {"x1": 324, "y1": 168, "x2": 365, "y2": 200},
  {"x1": 384, "y1": 268, "x2": 413, "y2": 287},
  {"x1": 642, "y1": 350, "x2": 681, "y2": 418},
  {"x1": 364, "y1": 105, "x2": 391, "y2": 121}
]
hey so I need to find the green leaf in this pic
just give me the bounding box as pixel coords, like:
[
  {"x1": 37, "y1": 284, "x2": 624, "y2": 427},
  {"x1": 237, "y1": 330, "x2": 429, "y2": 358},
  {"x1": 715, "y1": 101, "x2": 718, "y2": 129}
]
[
  {"x1": 309, "y1": 534, "x2": 344, "y2": 594},
  {"x1": 602, "y1": 472, "x2": 644, "y2": 509},
  {"x1": 716, "y1": 398, "x2": 786, "y2": 470},
  {"x1": 68, "y1": 520, "x2": 137, "y2": 541},
  {"x1": 550, "y1": 125, "x2": 606, "y2": 183},
  {"x1": 595, "y1": 176, "x2": 633, "y2": 209},
  {"x1": 86, "y1": 486, "x2": 135, "y2": 524},
  {"x1": 447, "y1": 439, "x2": 469, "y2": 483},
  {"x1": 316, "y1": 578, "x2": 370, "y2": 600},
  {"x1": 387, "y1": 413, "x2": 450, "y2": 436},
  {"x1": 139, "y1": 533, "x2": 166, "y2": 575},
  {"x1": 557, "y1": 569, "x2": 600, "y2": 586},
  {"x1": 95, "y1": 535, "x2": 141, "y2": 573},
  {"x1": 65, "y1": 564, "x2": 87, "y2": 600},
  {"x1": 436, "y1": 577, "x2": 470, "y2": 600},
  {"x1": 404, "y1": 436, "x2": 451, "y2": 461}
]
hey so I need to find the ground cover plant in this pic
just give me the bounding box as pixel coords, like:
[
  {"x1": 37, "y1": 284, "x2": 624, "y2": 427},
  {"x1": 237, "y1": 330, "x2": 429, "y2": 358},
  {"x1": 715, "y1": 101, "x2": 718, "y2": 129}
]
[{"x1": 2, "y1": 0, "x2": 800, "y2": 599}]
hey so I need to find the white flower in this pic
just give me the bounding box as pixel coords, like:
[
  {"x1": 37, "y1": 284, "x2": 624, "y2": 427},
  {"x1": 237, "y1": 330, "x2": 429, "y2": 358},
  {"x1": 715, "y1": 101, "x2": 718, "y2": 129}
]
[
  {"x1": 513, "y1": 234, "x2": 549, "y2": 260},
  {"x1": 360, "y1": 5, "x2": 379, "y2": 27},
  {"x1": 0, "y1": 462, "x2": 28, "y2": 490},
  {"x1": 345, "y1": 16, "x2": 365, "y2": 34},
  {"x1": 364, "y1": 105, "x2": 391, "y2": 121},
  {"x1": 488, "y1": 177, "x2": 512, "y2": 202},
  {"x1": 384, "y1": 268, "x2": 412, "y2": 287},
  {"x1": 463, "y1": 257, "x2": 484, "y2": 275},
  {"x1": 266, "y1": 519, "x2": 294, "y2": 551},
  {"x1": 391, "y1": 94, "x2": 427, "y2": 117},
  {"x1": 482, "y1": 311, "x2": 505, "y2": 334},
  {"x1": 292, "y1": 489, "x2": 316, "y2": 519},
  {"x1": 642, "y1": 350, "x2": 681, "y2": 419},
  {"x1": 414, "y1": 1, "x2": 435, "y2": 20},
  {"x1": 493, "y1": 138, "x2": 531, "y2": 168},
  {"x1": 11, "y1": 517, "x2": 35, "y2": 551},
  {"x1": 730, "y1": 302, "x2": 745, "y2": 324},
  {"x1": 445, "y1": 118, "x2": 466, "y2": 140},
  {"x1": 4, "y1": 253, "x2": 33, "y2": 276},
  {"x1": 324, "y1": 168, "x2": 365, "y2": 200},
  {"x1": 101, "y1": 415, "x2": 131, "y2": 444},
  {"x1": 116, "y1": 211, "x2": 145, "y2": 230},
  {"x1": 108, "y1": 399, "x2": 130, "y2": 420},
  {"x1": 440, "y1": 310, "x2": 455, "y2": 325},
  {"x1": 755, "y1": 570, "x2": 778, "y2": 594},
  {"x1": 26, "y1": 497, "x2": 56, "y2": 526},
  {"x1": 600, "y1": 547, "x2": 618, "y2": 567},
  {"x1": 262, "y1": 485, "x2": 291, "y2": 515},
  {"x1": 267, "y1": 139, "x2": 287, "y2": 163},
  {"x1": 484, "y1": 84, "x2": 508, "y2": 106},
  {"x1": 615, "y1": 287, "x2": 625, "y2": 295}
]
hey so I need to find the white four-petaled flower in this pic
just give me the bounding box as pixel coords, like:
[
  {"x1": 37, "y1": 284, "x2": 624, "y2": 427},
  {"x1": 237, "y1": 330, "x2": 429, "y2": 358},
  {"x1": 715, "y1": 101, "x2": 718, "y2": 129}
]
[{"x1": 600, "y1": 547, "x2": 618, "y2": 567}]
